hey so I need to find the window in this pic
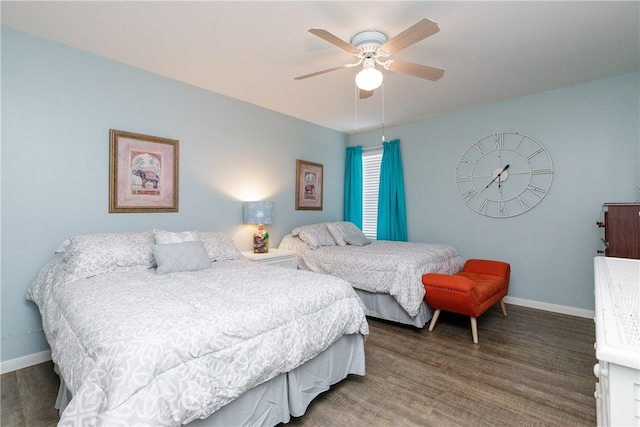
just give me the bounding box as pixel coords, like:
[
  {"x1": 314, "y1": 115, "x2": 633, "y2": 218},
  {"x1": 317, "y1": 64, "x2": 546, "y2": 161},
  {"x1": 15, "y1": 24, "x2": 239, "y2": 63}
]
[{"x1": 362, "y1": 149, "x2": 382, "y2": 239}]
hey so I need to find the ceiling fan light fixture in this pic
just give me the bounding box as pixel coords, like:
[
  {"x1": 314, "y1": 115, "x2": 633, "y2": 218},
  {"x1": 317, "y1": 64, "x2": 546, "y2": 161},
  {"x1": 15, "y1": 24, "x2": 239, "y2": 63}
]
[
  {"x1": 355, "y1": 57, "x2": 383, "y2": 91},
  {"x1": 355, "y1": 67, "x2": 383, "y2": 91}
]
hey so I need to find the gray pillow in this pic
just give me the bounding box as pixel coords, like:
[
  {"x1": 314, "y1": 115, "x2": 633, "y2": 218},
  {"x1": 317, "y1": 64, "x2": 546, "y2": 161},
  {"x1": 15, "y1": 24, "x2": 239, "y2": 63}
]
[
  {"x1": 153, "y1": 241, "x2": 211, "y2": 274},
  {"x1": 196, "y1": 231, "x2": 243, "y2": 261},
  {"x1": 292, "y1": 223, "x2": 336, "y2": 248},
  {"x1": 326, "y1": 221, "x2": 366, "y2": 246},
  {"x1": 343, "y1": 233, "x2": 371, "y2": 246}
]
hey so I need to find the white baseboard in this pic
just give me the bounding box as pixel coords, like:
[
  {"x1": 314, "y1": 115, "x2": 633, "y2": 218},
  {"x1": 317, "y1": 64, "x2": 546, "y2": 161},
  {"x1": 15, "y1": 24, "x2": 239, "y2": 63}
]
[
  {"x1": 504, "y1": 296, "x2": 595, "y2": 319},
  {"x1": 1, "y1": 349, "x2": 51, "y2": 374},
  {"x1": 0, "y1": 299, "x2": 594, "y2": 374}
]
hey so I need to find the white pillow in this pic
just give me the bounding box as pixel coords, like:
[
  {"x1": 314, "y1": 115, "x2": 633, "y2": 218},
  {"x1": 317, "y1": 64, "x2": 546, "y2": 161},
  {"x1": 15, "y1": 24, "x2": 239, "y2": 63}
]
[
  {"x1": 153, "y1": 241, "x2": 211, "y2": 274},
  {"x1": 153, "y1": 229, "x2": 198, "y2": 244},
  {"x1": 196, "y1": 231, "x2": 243, "y2": 261},
  {"x1": 62, "y1": 232, "x2": 155, "y2": 282},
  {"x1": 326, "y1": 222, "x2": 365, "y2": 246},
  {"x1": 291, "y1": 223, "x2": 336, "y2": 249}
]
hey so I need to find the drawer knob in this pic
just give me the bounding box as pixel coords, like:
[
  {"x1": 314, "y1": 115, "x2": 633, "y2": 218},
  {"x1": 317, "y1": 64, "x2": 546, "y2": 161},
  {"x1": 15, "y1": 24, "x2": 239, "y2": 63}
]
[{"x1": 593, "y1": 363, "x2": 608, "y2": 378}]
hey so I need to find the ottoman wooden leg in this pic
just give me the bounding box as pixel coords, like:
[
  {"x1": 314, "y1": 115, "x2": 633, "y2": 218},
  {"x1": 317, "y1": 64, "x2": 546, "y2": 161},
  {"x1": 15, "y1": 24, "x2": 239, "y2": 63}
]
[
  {"x1": 428, "y1": 309, "x2": 441, "y2": 331},
  {"x1": 470, "y1": 316, "x2": 478, "y2": 344}
]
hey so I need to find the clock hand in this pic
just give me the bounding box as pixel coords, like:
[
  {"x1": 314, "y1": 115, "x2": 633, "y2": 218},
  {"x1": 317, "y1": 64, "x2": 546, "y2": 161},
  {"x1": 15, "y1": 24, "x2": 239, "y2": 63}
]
[
  {"x1": 498, "y1": 164, "x2": 509, "y2": 190},
  {"x1": 483, "y1": 164, "x2": 510, "y2": 190}
]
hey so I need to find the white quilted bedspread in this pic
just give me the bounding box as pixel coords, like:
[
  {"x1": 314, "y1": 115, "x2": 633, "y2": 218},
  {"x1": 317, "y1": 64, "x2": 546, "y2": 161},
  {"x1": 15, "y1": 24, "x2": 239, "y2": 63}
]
[
  {"x1": 27, "y1": 258, "x2": 368, "y2": 426},
  {"x1": 281, "y1": 238, "x2": 464, "y2": 317}
]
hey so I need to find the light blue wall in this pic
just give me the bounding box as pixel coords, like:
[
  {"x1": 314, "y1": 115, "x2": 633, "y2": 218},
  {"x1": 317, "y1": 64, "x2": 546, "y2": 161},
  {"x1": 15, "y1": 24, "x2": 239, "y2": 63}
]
[
  {"x1": 350, "y1": 72, "x2": 640, "y2": 312},
  {"x1": 1, "y1": 28, "x2": 347, "y2": 362}
]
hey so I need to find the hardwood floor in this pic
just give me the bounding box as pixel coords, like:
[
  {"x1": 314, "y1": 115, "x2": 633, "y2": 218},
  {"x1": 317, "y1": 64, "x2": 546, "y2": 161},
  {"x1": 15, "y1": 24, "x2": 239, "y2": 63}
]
[
  {"x1": 1, "y1": 360, "x2": 59, "y2": 427},
  {"x1": 289, "y1": 304, "x2": 597, "y2": 426},
  {"x1": 1, "y1": 304, "x2": 596, "y2": 426}
]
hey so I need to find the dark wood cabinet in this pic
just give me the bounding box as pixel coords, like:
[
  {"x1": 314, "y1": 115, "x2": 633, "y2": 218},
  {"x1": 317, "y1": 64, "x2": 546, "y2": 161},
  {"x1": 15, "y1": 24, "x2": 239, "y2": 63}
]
[{"x1": 597, "y1": 202, "x2": 640, "y2": 259}]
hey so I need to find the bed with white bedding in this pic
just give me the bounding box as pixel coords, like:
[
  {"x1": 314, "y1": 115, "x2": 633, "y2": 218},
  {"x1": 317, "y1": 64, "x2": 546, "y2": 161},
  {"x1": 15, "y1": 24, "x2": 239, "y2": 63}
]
[
  {"x1": 27, "y1": 230, "x2": 368, "y2": 426},
  {"x1": 279, "y1": 222, "x2": 464, "y2": 328}
]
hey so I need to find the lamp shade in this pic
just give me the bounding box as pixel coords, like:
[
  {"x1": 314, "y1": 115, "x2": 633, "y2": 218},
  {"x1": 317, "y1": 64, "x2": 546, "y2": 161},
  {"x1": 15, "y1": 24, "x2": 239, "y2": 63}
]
[{"x1": 243, "y1": 201, "x2": 274, "y2": 225}]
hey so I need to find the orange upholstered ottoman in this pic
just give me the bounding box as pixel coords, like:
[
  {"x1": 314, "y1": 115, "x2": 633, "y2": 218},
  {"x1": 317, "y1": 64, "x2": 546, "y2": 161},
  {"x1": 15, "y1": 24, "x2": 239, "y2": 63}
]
[{"x1": 422, "y1": 259, "x2": 510, "y2": 344}]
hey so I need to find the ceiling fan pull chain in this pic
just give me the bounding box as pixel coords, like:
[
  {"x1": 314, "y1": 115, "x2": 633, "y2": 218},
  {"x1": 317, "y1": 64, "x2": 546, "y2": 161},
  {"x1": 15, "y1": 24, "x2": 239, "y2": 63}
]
[
  {"x1": 354, "y1": 83, "x2": 359, "y2": 134},
  {"x1": 381, "y1": 83, "x2": 385, "y2": 142}
]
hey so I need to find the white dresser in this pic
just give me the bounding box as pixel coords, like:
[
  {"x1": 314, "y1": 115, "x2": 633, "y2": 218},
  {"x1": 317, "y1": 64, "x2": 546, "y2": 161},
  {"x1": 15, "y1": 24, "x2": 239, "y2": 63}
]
[
  {"x1": 593, "y1": 256, "x2": 640, "y2": 427},
  {"x1": 241, "y1": 249, "x2": 298, "y2": 269}
]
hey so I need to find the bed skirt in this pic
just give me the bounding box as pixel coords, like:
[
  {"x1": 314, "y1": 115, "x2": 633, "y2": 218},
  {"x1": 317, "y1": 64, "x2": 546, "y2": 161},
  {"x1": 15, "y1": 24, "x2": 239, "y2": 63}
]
[
  {"x1": 54, "y1": 333, "x2": 366, "y2": 426},
  {"x1": 355, "y1": 288, "x2": 432, "y2": 328}
]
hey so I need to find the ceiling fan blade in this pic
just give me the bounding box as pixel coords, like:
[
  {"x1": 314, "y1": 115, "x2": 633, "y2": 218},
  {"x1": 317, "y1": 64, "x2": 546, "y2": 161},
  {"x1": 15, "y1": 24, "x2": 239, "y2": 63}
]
[
  {"x1": 294, "y1": 64, "x2": 356, "y2": 80},
  {"x1": 359, "y1": 89, "x2": 373, "y2": 99},
  {"x1": 309, "y1": 28, "x2": 359, "y2": 55},
  {"x1": 387, "y1": 60, "x2": 445, "y2": 81},
  {"x1": 379, "y1": 19, "x2": 440, "y2": 54}
]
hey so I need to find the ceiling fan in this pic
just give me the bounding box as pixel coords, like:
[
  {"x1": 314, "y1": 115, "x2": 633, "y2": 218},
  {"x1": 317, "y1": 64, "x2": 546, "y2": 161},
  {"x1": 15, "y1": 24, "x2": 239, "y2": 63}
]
[{"x1": 295, "y1": 19, "x2": 445, "y2": 99}]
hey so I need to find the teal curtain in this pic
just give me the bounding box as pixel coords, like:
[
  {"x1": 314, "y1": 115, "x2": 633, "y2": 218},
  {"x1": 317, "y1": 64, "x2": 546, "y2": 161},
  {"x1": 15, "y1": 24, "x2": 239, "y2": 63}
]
[
  {"x1": 344, "y1": 145, "x2": 362, "y2": 229},
  {"x1": 344, "y1": 146, "x2": 363, "y2": 228},
  {"x1": 377, "y1": 139, "x2": 407, "y2": 241}
]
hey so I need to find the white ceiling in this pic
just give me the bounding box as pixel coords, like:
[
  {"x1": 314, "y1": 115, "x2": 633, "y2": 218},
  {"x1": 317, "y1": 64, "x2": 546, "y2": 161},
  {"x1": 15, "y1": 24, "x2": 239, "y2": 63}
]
[{"x1": 3, "y1": 1, "x2": 639, "y2": 134}]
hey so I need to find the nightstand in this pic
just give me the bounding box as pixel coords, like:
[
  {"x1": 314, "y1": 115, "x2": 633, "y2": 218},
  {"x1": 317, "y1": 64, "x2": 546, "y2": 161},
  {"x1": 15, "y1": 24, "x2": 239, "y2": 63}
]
[{"x1": 241, "y1": 248, "x2": 298, "y2": 269}]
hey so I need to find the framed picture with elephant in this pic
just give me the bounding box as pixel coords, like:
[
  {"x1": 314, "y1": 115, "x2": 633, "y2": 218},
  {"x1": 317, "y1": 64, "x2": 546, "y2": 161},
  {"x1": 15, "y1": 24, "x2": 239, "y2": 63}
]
[
  {"x1": 109, "y1": 129, "x2": 179, "y2": 213},
  {"x1": 295, "y1": 159, "x2": 323, "y2": 210}
]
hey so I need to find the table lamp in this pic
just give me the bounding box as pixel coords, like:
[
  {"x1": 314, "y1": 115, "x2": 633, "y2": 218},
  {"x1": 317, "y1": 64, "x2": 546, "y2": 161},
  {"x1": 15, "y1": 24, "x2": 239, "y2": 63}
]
[{"x1": 243, "y1": 201, "x2": 274, "y2": 253}]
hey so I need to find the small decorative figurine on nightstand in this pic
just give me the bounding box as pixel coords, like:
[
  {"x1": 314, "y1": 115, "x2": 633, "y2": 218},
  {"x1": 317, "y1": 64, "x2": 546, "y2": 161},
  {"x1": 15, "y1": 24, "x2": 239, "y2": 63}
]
[
  {"x1": 253, "y1": 224, "x2": 269, "y2": 253},
  {"x1": 243, "y1": 200, "x2": 275, "y2": 253}
]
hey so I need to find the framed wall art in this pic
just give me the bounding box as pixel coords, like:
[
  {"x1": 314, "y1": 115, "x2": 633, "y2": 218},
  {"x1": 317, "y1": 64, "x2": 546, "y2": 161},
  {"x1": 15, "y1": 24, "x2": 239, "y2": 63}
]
[
  {"x1": 295, "y1": 159, "x2": 323, "y2": 210},
  {"x1": 109, "y1": 129, "x2": 179, "y2": 213}
]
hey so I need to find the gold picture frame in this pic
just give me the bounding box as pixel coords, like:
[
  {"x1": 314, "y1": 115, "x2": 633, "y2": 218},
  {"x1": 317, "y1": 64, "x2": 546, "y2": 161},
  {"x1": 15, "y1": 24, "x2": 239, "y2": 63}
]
[
  {"x1": 295, "y1": 159, "x2": 323, "y2": 210},
  {"x1": 109, "y1": 129, "x2": 179, "y2": 213}
]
